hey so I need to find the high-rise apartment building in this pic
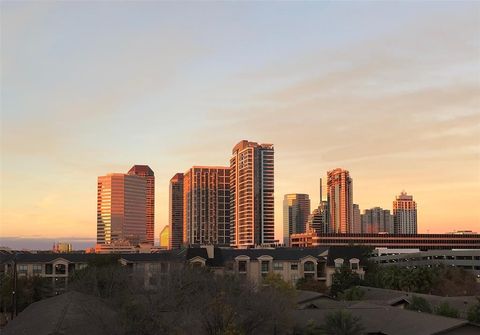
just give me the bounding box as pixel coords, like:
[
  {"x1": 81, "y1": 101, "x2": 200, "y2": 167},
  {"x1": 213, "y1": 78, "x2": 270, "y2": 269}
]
[
  {"x1": 393, "y1": 191, "x2": 417, "y2": 234},
  {"x1": 327, "y1": 168, "x2": 353, "y2": 233},
  {"x1": 183, "y1": 166, "x2": 230, "y2": 246},
  {"x1": 169, "y1": 173, "x2": 184, "y2": 249},
  {"x1": 128, "y1": 165, "x2": 155, "y2": 245},
  {"x1": 230, "y1": 140, "x2": 274, "y2": 247},
  {"x1": 351, "y1": 204, "x2": 361, "y2": 233},
  {"x1": 160, "y1": 225, "x2": 169, "y2": 249},
  {"x1": 283, "y1": 194, "x2": 310, "y2": 246},
  {"x1": 97, "y1": 173, "x2": 146, "y2": 245},
  {"x1": 361, "y1": 207, "x2": 393, "y2": 233}
]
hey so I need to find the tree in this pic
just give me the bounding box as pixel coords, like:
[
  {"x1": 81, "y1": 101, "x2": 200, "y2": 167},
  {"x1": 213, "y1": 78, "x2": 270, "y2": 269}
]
[
  {"x1": 339, "y1": 286, "x2": 364, "y2": 301},
  {"x1": 296, "y1": 278, "x2": 327, "y2": 293},
  {"x1": 467, "y1": 298, "x2": 480, "y2": 324},
  {"x1": 321, "y1": 309, "x2": 364, "y2": 335},
  {"x1": 330, "y1": 266, "x2": 361, "y2": 298},
  {"x1": 406, "y1": 295, "x2": 432, "y2": 313},
  {"x1": 434, "y1": 302, "x2": 459, "y2": 318}
]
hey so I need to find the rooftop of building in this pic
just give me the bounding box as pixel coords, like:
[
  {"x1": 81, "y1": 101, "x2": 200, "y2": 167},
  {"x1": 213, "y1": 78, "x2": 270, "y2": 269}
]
[{"x1": 127, "y1": 165, "x2": 154, "y2": 176}]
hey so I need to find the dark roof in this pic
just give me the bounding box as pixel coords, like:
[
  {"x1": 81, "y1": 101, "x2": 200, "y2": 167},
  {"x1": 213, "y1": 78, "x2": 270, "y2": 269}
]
[
  {"x1": 119, "y1": 251, "x2": 183, "y2": 262},
  {"x1": 292, "y1": 301, "x2": 476, "y2": 335},
  {"x1": 326, "y1": 246, "x2": 370, "y2": 266},
  {"x1": 0, "y1": 253, "x2": 99, "y2": 264},
  {"x1": 2, "y1": 291, "x2": 123, "y2": 335},
  {"x1": 127, "y1": 165, "x2": 154, "y2": 176}
]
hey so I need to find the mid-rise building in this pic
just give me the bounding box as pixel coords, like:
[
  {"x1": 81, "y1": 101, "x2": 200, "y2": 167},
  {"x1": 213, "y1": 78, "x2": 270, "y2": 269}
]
[
  {"x1": 97, "y1": 173, "x2": 146, "y2": 245},
  {"x1": 362, "y1": 207, "x2": 394, "y2": 233},
  {"x1": 183, "y1": 166, "x2": 230, "y2": 246},
  {"x1": 306, "y1": 201, "x2": 329, "y2": 234},
  {"x1": 230, "y1": 140, "x2": 274, "y2": 247},
  {"x1": 52, "y1": 242, "x2": 72, "y2": 253},
  {"x1": 169, "y1": 173, "x2": 184, "y2": 249},
  {"x1": 128, "y1": 165, "x2": 155, "y2": 245},
  {"x1": 160, "y1": 225, "x2": 169, "y2": 249},
  {"x1": 351, "y1": 204, "x2": 361, "y2": 233},
  {"x1": 283, "y1": 194, "x2": 310, "y2": 246},
  {"x1": 327, "y1": 168, "x2": 353, "y2": 233},
  {"x1": 393, "y1": 191, "x2": 417, "y2": 234}
]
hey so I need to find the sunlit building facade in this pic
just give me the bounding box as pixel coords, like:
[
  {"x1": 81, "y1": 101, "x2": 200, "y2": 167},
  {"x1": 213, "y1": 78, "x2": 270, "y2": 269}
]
[
  {"x1": 230, "y1": 140, "x2": 274, "y2": 248},
  {"x1": 97, "y1": 173, "x2": 147, "y2": 245},
  {"x1": 283, "y1": 194, "x2": 310, "y2": 246},
  {"x1": 128, "y1": 165, "x2": 155, "y2": 245},
  {"x1": 362, "y1": 207, "x2": 393, "y2": 233},
  {"x1": 160, "y1": 225, "x2": 169, "y2": 249},
  {"x1": 393, "y1": 191, "x2": 417, "y2": 234},
  {"x1": 183, "y1": 166, "x2": 230, "y2": 246},
  {"x1": 351, "y1": 204, "x2": 361, "y2": 233},
  {"x1": 169, "y1": 173, "x2": 184, "y2": 249},
  {"x1": 327, "y1": 168, "x2": 353, "y2": 233}
]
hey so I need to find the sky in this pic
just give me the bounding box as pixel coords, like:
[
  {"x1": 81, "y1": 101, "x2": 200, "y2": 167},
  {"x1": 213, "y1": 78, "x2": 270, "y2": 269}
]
[{"x1": 1, "y1": 2, "x2": 479, "y2": 250}]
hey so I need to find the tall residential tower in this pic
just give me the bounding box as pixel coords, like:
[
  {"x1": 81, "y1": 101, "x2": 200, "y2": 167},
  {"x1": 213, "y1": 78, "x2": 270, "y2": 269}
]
[
  {"x1": 183, "y1": 166, "x2": 230, "y2": 246},
  {"x1": 393, "y1": 191, "x2": 417, "y2": 234},
  {"x1": 327, "y1": 168, "x2": 353, "y2": 233},
  {"x1": 128, "y1": 165, "x2": 155, "y2": 245},
  {"x1": 230, "y1": 140, "x2": 274, "y2": 247}
]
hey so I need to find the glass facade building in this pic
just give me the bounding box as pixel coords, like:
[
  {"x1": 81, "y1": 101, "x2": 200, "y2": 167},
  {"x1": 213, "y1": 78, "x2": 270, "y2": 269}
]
[
  {"x1": 97, "y1": 173, "x2": 146, "y2": 245},
  {"x1": 128, "y1": 165, "x2": 155, "y2": 245},
  {"x1": 169, "y1": 173, "x2": 184, "y2": 249},
  {"x1": 283, "y1": 194, "x2": 310, "y2": 246}
]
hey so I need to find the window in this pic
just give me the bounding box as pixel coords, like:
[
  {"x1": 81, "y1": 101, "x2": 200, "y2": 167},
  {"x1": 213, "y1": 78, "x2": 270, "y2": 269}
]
[
  {"x1": 18, "y1": 264, "x2": 28, "y2": 274},
  {"x1": 45, "y1": 264, "x2": 53, "y2": 275},
  {"x1": 238, "y1": 261, "x2": 247, "y2": 273},
  {"x1": 334, "y1": 258, "x2": 344, "y2": 268},
  {"x1": 55, "y1": 264, "x2": 66, "y2": 275},
  {"x1": 273, "y1": 262, "x2": 283, "y2": 271},
  {"x1": 291, "y1": 263, "x2": 298, "y2": 271},
  {"x1": 304, "y1": 261, "x2": 315, "y2": 272},
  {"x1": 192, "y1": 261, "x2": 203, "y2": 268},
  {"x1": 33, "y1": 264, "x2": 42, "y2": 275},
  {"x1": 261, "y1": 261, "x2": 270, "y2": 276}
]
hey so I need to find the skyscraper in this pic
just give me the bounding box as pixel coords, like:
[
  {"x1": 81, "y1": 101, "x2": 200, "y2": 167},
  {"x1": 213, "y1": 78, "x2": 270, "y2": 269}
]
[
  {"x1": 327, "y1": 168, "x2": 353, "y2": 233},
  {"x1": 351, "y1": 204, "x2": 361, "y2": 233},
  {"x1": 183, "y1": 166, "x2": 230, "y2": 246},
  {"x1": 128, "y1": 165, "x2": 155, "y2": 245},
  {"x1": 283, "y1": 194, "x2": 310, "y2": 246},
  {"x1": 393, "y1": 191, "x2": 417, "y2": 234},
  {"x1": 160, "y1": 225, "x2": 169, "y2": 249},
  {"x1": 361, "y1": 207, "x2": 393, "y2": 233},
  {"x1": 230, "y1": 140, "x2": 274, "y2": 248},
  {"x1": 169, "y1": 173, "x2": 184, "y2": 249},
  {"x1": 307, "y1": 178, "x2": 329, "y2": 234},
  {"x1": 97, "y1": 173, "x2": 146, "y2": 245}
]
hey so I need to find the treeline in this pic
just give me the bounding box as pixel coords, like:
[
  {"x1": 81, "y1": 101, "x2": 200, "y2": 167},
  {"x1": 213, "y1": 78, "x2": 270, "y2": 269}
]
[
  {"x1": 363, "y1": 262, "x2": 480, "y2": 296},
  {"x1": 69, "y1": 257, "x2": 296, "y2": 335}
]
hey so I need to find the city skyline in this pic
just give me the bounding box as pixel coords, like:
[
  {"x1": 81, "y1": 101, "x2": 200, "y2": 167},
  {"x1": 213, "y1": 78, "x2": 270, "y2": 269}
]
[{"x1": 2, "y1": 2, "x2": 479, "y2": 248}]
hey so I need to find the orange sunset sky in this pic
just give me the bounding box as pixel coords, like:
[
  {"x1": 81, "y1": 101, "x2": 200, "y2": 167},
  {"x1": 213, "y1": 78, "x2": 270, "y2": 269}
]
[{"x1": 1, "y1": 2, "x2": 479, "y2": 247}]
